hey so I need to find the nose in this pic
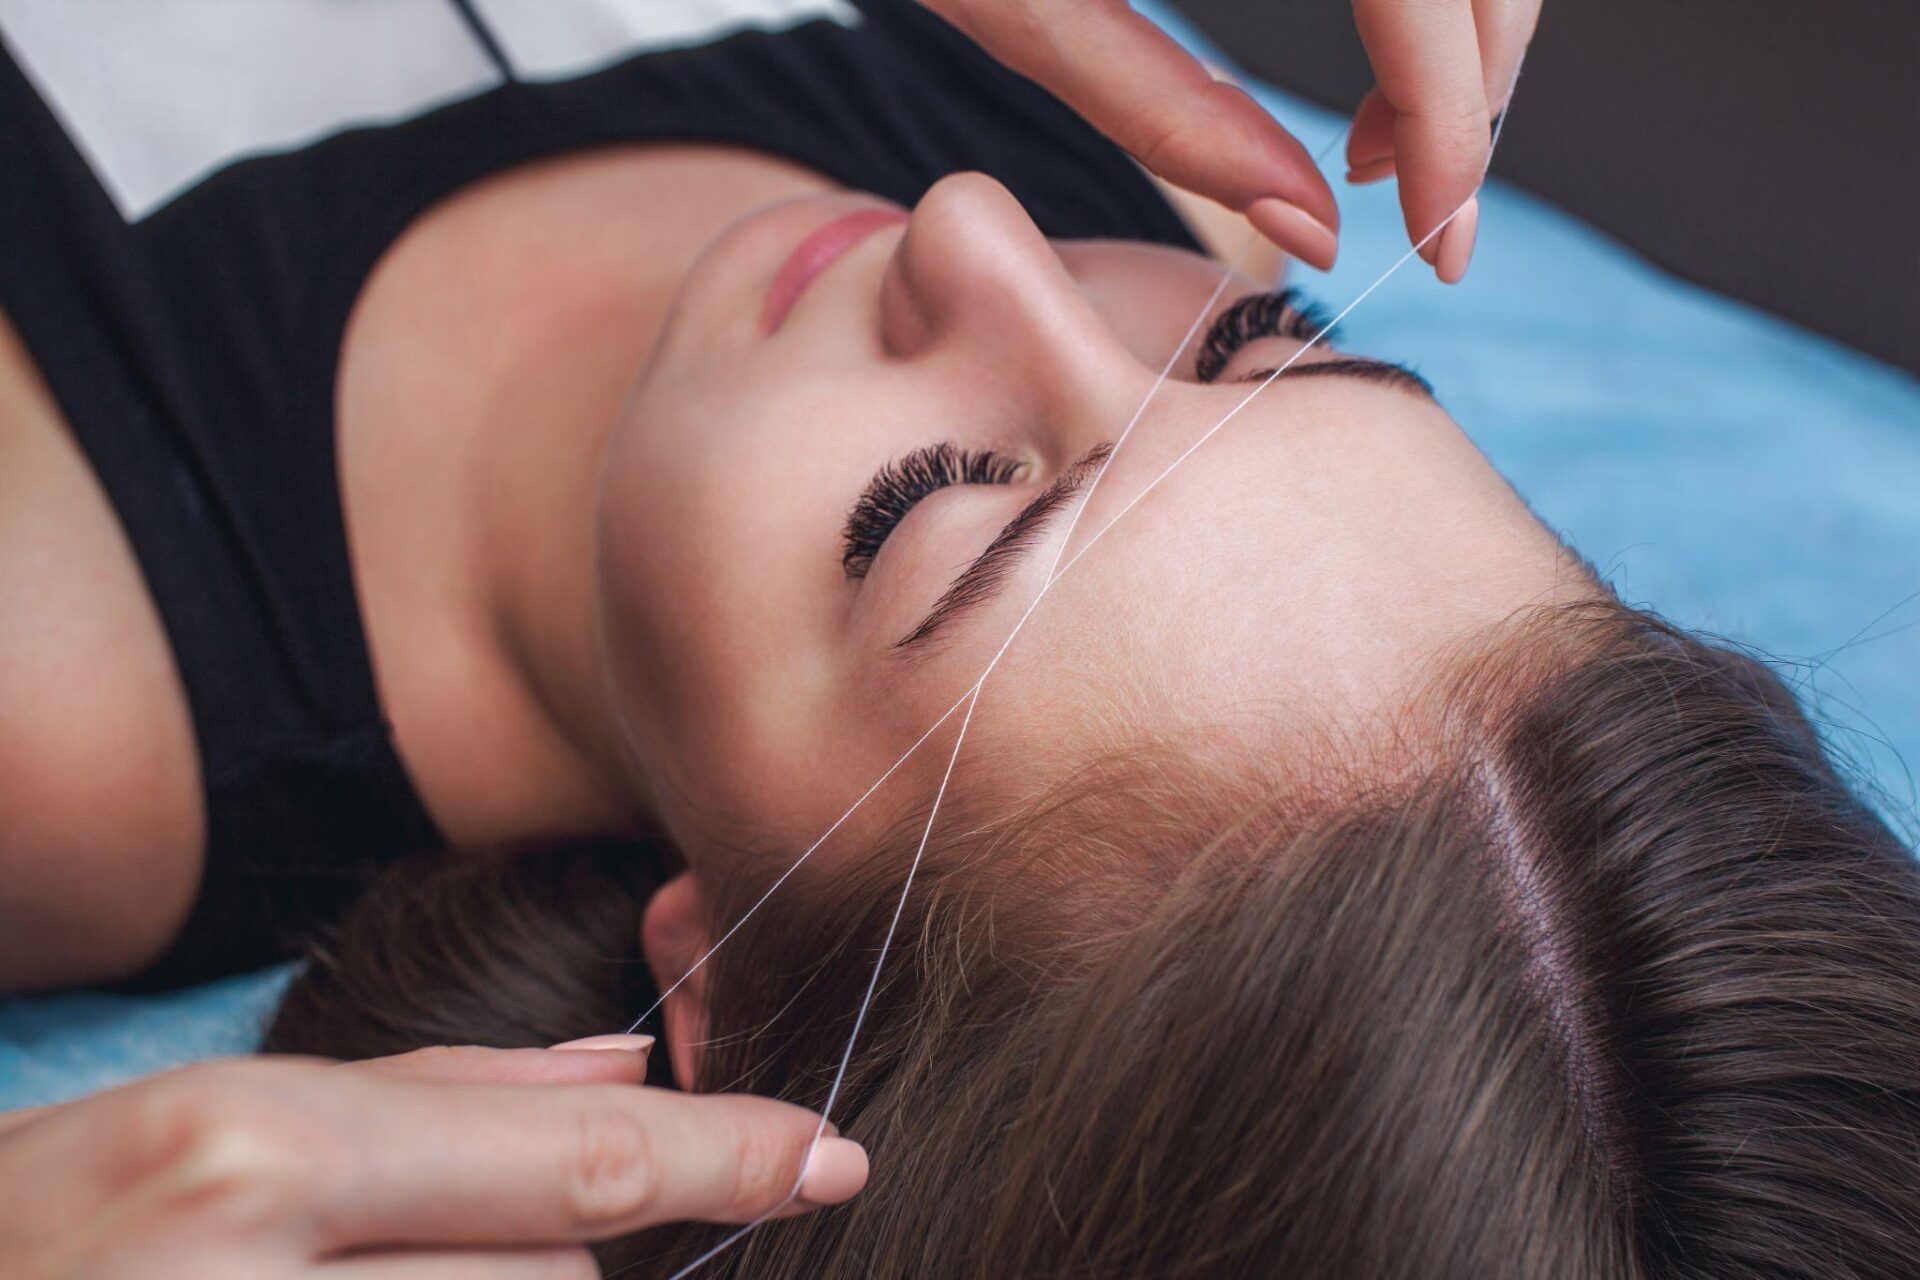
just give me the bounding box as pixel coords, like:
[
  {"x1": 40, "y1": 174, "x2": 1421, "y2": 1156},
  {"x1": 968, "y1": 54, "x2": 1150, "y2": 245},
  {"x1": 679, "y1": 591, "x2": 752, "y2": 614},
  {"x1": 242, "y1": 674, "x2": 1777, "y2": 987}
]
[{"x1": 878, "y1": 173, "x2": 1134, "y2": 430}]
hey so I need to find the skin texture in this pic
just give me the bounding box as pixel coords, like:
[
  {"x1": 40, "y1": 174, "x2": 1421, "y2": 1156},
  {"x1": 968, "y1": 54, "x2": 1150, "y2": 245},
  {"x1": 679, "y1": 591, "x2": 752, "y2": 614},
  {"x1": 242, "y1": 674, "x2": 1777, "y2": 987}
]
[
  {"x1": 591, "y1": 172, "x2": 1589, "y2": 884},
  {"x1": 582, "y1": 172, "x2": 1595, "y2": 1073},
  {"x1": 0, "y1": 140, "x2": 1270, "y2": 993},
  {"x1": 0, "y1": 6, "x2": 1556, "y2": 1266},
  {"x1": 0, "y1": 1041, "x2": 867, "y2": 1278},
  {"x1": 0, "y1": 0, "x2": 1551, "y2": 992},
  {"x1": 0, "y1": 149, "x2": 1579, "y2": 992},
  {"x1": 0, "y1": 147, "x2": 1585, "y2": 1279},
  {"x1": 0, "y1": 313, "x2": 204, "y2": 987}
]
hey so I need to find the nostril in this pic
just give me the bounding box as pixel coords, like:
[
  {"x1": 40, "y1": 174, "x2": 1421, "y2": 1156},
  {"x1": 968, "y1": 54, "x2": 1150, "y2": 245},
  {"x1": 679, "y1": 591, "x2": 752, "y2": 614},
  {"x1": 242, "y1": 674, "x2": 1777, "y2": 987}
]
[{"x1": 876, "y1": 239, "x2": 937, "y2": 357}]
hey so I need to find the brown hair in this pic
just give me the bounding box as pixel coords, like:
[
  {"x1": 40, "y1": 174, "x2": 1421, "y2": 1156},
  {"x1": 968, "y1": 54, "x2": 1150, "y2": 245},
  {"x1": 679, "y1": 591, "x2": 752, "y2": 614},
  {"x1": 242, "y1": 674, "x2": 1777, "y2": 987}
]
[{"x1": 268, "y1": 600, "x2": 1920, "y2": 1277}]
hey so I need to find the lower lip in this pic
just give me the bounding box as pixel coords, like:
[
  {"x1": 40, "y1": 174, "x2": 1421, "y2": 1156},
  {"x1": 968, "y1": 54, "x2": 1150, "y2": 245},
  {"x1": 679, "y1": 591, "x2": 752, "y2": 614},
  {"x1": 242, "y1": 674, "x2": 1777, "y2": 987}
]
[{"x1": 760, "y1": 206, "x2": 908, "y2": 335}]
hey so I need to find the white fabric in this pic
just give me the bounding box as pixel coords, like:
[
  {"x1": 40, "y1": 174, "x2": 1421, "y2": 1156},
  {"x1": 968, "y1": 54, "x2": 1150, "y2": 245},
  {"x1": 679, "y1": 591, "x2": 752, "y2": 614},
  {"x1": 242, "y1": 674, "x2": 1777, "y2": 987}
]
[
  {"x1": 0, "y1": 0, "x2": 500, "y2": 220},
  {"x1": 472, "y1": 0, "x2": 858, "y2": 80},
  {"x1": 0, "y1": 0, "x2": 859, "y2": 222}
]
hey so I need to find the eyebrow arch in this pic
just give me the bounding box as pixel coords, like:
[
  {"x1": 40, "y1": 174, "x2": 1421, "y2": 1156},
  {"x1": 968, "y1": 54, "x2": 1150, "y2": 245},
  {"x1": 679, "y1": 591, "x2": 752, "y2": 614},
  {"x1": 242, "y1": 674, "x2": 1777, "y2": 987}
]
[
  {"x1": 890, "y1": 357, "x2": 1429, "y2": 653},
  {"x1": 894, "y1": 442, "x2": 1114, "y2": 653},
  {"x1": 1239, "y1": 355, "x2": 1436, "y2": 400}
]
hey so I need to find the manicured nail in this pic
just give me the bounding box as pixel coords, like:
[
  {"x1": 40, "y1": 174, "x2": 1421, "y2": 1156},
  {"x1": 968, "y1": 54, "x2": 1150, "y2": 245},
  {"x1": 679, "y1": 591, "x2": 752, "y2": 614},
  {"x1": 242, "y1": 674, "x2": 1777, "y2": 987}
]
[
  {"x1": 550, "y1": 1034, "x2": 655, "y2": 1053},
  {"x1": 1243, "y1": 197, "x2": 1338, "y2": 272},
  {"x1": 1344, "y1": 156, "x2": 1396, "y2": 185},
  {"x1": 1435, "y1": 195, "x2": 1480, "y2": 284},
  {"x1": 796, "y1": 1137, "x2": 869, "y2": 1207}
]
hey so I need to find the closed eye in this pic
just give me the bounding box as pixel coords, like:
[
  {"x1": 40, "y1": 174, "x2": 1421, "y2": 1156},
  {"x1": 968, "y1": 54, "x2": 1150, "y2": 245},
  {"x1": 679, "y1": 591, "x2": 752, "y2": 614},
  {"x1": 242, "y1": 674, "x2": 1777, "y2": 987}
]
[
  {"x1": 842, "y1": 443, "x2": 1024, "y2": 579},
  {"x1": 893, "y1": 444, "x2": 1113, "y2": 653},
  {"x1": 1196, "y1": 287, "x2": 1338, "y2": 383}
]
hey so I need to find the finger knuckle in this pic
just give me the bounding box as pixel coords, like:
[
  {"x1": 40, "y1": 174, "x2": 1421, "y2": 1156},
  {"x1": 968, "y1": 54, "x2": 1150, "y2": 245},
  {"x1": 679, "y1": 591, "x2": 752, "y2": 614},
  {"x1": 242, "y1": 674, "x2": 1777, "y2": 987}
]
[
  {"x1": 124, "y1": 1063, "x2": 342, "y2": 1230},
  {"x1": 1129, "y1": 80, "x2": 1271, "y2": 187},
  {"x1": 565, "y1": 1105, "x2": 660, "y2": 1232},
  {"x1": 724, "y1": 1115, "x2": 801, "y2": 1214},
  {"x1": 1127, "y1": 101, "x2": 1212, "y2": 179},
  {"x1": 1434, "y1": 110, "x2": 1494, "y2": 146},
  {"x1": 371, "y1": 1042, "x2": 522, "y2": 1084},
  {"x1": 1403, "y1": 87, "x2": 1494, "y2": 133},
  {"x1": 390, "y1": 1043, "x2": 471, "y2": 1074}
]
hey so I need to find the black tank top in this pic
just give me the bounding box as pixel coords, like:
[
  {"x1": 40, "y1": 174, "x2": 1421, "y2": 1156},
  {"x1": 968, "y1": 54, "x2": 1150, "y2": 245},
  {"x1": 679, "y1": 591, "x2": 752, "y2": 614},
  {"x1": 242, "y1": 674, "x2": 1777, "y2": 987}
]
[{"x1": 0, "y1": 0, "x2": 1200, "y2": 988}]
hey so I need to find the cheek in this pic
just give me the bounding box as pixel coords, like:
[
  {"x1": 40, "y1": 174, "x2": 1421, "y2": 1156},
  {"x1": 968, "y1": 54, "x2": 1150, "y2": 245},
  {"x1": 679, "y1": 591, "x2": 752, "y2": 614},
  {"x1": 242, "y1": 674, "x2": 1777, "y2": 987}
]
[{"x1": 594, "y1": 376, "x2": 900, "y2": 849}]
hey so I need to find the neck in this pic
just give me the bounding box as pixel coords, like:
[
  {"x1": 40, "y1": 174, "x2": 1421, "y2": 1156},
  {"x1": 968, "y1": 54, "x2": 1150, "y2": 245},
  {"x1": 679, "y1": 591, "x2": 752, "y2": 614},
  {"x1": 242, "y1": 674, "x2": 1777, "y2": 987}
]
[
  {"x1": 460, "y1": 148, "x2": 840, "y2": 845},
  {"x1": 473, "y1": 256, "x2": 677, "y2": 840}
]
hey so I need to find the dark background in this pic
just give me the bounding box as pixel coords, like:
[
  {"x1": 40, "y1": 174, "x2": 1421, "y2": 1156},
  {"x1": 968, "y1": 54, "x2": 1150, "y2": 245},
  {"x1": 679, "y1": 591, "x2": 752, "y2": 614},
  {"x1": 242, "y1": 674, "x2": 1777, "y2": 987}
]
[{"x1": 1169, "y1": 0, "x2": 1920, "y2": 375}]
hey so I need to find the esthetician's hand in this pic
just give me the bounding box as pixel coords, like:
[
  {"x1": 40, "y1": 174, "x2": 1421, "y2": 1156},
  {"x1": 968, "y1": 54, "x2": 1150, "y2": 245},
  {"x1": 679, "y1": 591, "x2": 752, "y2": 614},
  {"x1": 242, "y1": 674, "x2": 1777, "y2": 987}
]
[
  {"x1": 0, "y1": 1038, "x2": 866, "y2": 1279},
  {"x1": 921, "y1": 0, "x2": 1540, "y2": 282}
]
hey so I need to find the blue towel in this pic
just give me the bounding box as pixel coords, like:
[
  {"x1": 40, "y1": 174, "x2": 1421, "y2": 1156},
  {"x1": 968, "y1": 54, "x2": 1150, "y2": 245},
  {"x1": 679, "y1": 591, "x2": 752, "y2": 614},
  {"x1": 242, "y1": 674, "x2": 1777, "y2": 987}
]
[
  {"x1": 3, "y1": 2, "x2": 1915, "y2": 1110},
  {"x1": 0, "y1": 967, "x2": 293, "y2": 1108}
]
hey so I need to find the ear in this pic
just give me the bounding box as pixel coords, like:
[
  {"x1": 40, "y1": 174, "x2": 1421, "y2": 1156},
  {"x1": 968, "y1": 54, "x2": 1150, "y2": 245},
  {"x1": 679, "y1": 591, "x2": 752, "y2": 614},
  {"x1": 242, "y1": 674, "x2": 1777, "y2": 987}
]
[{"x1": 640, "y1": 871, "x2": 713, "y2": 1089}]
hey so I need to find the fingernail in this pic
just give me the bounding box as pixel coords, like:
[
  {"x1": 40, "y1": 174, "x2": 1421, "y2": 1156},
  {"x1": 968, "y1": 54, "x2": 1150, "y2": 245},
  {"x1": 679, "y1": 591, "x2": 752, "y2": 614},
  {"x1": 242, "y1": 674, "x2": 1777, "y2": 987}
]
[
  {"x1": 1243, "y1": 198, "x2": 1338, "y2": 272},
  {"x1": 796, "y1": 1137, "x2": 869, "y2": 1207},
  {"x1": 550, "y1": 1034, "x2": 655, "y2": 1053},
  {"x1": 1344, "y1": 157, "x2": 1396, "y2": 185},
  {"x1": 1435, "y1": 196, "x2": 1480, "y2": 285}
]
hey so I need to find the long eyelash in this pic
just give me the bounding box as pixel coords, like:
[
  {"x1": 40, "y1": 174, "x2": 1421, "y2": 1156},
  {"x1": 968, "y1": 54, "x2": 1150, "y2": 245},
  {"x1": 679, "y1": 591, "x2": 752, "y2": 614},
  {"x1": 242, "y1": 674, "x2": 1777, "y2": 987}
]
[
  {"x1": 842, "y1": 443, "x2": 1023, "y2": 579},
  {"x1": 1193, "y1": 286, "x2": 1340, "y2": 383}
]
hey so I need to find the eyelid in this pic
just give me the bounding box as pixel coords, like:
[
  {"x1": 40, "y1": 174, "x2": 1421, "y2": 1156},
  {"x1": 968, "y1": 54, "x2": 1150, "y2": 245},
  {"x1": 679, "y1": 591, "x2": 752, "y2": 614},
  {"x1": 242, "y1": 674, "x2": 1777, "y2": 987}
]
[
  {"x1": 892, "y1": 443, "x2": 1113, "y2": 652},
  {"x1": 842, "y1": 443, "x2": 1023, "y2": 579},
  {"x1": 1195, "y1": 287, "x2": 1339, "y2": 383}
]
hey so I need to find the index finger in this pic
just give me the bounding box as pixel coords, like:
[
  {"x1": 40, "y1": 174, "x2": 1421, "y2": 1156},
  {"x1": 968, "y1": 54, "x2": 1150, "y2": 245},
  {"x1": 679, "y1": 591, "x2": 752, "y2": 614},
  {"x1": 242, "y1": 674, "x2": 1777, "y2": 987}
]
[
  {"x1": 319, "y1": 1077, "x2": 867, "y2": 1250},
  {"x1": 1351, "y1": 0, "x2": 1490, "y2": 258},
  {"x1": 922, "y1": 0, "x2": 1338, "y2": 262},
  {"x1": 345, "y1": 1040, "x2": 654, "y2": 1088}
]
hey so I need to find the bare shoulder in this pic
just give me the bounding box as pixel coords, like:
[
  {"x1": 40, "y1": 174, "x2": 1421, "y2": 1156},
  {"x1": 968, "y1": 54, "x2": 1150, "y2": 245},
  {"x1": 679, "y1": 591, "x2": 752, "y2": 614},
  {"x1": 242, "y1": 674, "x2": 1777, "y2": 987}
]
[{"x1": 0, "y1": 309, "x2": 202, "y2": 992}]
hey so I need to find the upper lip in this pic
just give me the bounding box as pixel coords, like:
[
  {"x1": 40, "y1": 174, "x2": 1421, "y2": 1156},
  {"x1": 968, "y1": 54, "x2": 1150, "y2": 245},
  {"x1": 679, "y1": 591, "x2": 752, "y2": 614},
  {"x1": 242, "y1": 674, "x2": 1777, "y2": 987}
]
[{"x1": 760, "y1": 204, "x2": 908, "y2": 335}]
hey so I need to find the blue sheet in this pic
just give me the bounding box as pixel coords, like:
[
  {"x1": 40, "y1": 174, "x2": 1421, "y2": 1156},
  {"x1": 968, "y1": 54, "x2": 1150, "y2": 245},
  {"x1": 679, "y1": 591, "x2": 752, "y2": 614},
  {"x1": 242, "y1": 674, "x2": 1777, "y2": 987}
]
[{"x1": 4, "y1": 3, "x2": 1916, "y2": 1110}]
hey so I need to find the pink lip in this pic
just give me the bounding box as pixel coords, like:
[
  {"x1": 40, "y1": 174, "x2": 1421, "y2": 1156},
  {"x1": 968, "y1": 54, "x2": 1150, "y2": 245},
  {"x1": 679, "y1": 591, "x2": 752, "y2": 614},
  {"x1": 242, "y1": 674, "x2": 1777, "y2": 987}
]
[{"x1": 761, "y1": 206, "x2": 909, "y2": 335}]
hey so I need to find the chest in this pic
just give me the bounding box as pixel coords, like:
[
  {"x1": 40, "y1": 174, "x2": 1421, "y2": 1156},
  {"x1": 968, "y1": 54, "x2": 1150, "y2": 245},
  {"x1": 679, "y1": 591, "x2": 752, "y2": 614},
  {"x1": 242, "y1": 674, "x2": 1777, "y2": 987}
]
[
  {"x1": 0, "y1": 146, "x2": 836, "y2": 977},
  {"x1": 336, "y1": 143, "x2": 840, "y2": 845}
]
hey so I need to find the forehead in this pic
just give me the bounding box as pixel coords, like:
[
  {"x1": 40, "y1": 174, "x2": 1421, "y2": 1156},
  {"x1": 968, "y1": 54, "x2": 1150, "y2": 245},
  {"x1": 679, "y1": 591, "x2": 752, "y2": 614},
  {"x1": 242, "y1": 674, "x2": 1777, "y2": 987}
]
[{"x1": 991, "y1": 377, "x2": 1574, "y2": 747}]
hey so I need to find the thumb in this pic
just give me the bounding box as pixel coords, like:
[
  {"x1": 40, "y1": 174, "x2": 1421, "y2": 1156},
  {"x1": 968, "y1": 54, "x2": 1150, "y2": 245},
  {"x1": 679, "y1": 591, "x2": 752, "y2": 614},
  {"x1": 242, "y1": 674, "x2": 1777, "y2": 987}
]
[
  {"x1": 922, "y1": 0, "x2": 1338, "y2": 266},
  {"x1": 349, "y1": 1039, "x2": 654, "y2": 1087},
  {"x1": 643, "y1": 1091, "x2": 870, "y2": 1223}
]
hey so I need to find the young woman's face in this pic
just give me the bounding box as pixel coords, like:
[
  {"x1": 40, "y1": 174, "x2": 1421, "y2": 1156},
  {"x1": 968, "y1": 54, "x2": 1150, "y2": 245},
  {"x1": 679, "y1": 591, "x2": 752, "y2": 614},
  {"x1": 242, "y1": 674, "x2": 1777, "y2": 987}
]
[{"x1": 597, "y1": 173, "x2": 1581, "y2": 870}]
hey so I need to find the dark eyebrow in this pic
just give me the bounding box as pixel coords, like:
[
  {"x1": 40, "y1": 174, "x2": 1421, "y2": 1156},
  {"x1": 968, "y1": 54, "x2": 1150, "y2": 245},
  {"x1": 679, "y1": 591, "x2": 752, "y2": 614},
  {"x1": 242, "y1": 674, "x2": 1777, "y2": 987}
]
[
  {"x1": 891, "y1": 357, "x2": 1427, "y2": 654},
  {"x1": 1239, "y1": 356, "x2": 1436, "y2": 401},
  {"x1": 893, "y1": 443, "x2": 1113, "y2": 653}
]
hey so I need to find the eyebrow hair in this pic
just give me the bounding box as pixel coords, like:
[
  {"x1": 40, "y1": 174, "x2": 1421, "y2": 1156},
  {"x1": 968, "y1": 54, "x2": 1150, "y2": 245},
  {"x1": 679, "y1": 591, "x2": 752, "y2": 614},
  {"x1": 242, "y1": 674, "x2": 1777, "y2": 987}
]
[
  {"x1": 1240, "y1": 356, "x2": 1436, "y2": 400},
  {"x1": 894, "y1": 443, "x2": 1113, "y2": 653},
  {"x1": 890, "y1": 357, "x2": 1432, "y2": 654}
]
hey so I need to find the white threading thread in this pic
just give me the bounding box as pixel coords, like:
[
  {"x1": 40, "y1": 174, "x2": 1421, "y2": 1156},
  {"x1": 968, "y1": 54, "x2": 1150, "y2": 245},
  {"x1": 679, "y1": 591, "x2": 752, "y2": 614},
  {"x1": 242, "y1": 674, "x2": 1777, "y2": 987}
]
[
  {"x1": 621, "y1": 181, "x2": 1260, "y2": 1038},
  {"x1": 649, "y1": 78, "x2": 1521, "y2": 1278},
  {"x1": 654, "y1": 686, "x2": 983, "y2": 1280},
  {"x1": 642, "y1": 205, "x2": 1261, "y2": 1280},
  {"x1": 624, "y1": 118, "x2": 1347, "y2": 1038},
  {"x1": 645, "y1": 247, "x2": 1252, "y2": 1280}
]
